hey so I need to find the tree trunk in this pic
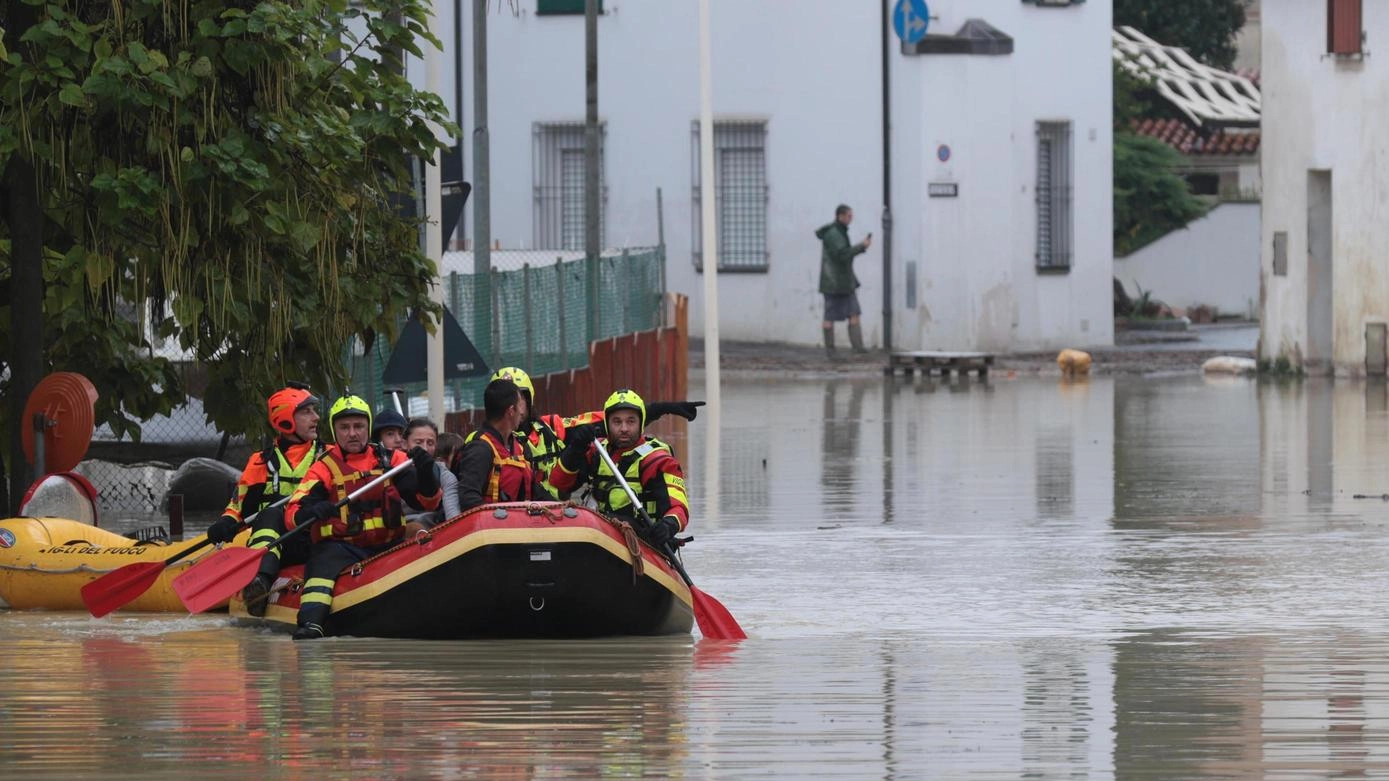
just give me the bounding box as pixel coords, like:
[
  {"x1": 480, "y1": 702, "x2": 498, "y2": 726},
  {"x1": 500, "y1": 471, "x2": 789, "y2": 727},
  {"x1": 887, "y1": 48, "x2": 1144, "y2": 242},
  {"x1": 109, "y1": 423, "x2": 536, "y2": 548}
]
[{"x1": 5, "y1": 1, "x2": 46, "y2": 514}]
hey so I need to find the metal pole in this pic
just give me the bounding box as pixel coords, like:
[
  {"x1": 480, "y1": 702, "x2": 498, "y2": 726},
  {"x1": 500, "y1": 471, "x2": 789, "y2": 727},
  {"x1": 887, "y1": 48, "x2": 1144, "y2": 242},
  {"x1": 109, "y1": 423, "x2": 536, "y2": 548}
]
[
  {"x1": 454, "y1": 0, "x2": 465, "y2": 247},
  {"x1": 426, "y1": 0, "x2": 445, "y2": 423},
  {"x1": 490, "y1": 266, "x2": 501, "y2": 368},
  {"x1": 556, "y1": 256, "x2": 567, "y2": 370},
  {"x1": 880, "y1": 0, "x2": 894, "y2": 352},
  {"x1": 698, "y1": 0, "x2": 721, "y2": 525},
  {"x1": 585, "y1": 0, "x2": 601, "y2": 345},
  {"x1": 473, "y1": 0, "x2": 492, "y2": 359},
  {"x1": 523, "y1": 263, "x2": 534, "y2": 370},
  {"x1": 622, "y1": 248, "x2": 631, "y2": 334},
  {"x1": 656, "y1": 187, "x2": 667, "y2": 310}
]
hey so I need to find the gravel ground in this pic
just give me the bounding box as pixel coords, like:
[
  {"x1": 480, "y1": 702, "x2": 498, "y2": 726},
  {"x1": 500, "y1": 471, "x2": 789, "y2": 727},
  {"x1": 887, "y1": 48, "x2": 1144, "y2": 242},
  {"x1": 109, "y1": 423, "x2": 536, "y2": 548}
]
[{"x1": 691, "y1": 325, "x2": 1257, "y2": 377}]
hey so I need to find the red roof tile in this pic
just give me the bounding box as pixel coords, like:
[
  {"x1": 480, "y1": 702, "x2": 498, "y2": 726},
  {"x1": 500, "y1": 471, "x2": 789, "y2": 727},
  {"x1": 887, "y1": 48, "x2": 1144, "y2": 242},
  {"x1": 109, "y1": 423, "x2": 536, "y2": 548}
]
[{"x1": 1131, "y1": 117, "x2": 1260, "y2": 157}]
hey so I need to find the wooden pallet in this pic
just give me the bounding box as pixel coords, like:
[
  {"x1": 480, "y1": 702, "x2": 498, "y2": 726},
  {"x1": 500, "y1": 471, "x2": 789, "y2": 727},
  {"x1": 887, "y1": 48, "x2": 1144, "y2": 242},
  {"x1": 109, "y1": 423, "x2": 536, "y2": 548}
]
[{"x1": 886, "y1": 350, "x2": 995, "y2": 378}]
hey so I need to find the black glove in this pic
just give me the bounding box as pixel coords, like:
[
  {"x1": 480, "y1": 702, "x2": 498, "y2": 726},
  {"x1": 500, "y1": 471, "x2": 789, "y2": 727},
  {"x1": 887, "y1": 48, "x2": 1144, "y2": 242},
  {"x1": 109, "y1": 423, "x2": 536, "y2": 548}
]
[
  {"x1": 646, "y1": 401, "x2": 706, "y2": 423},
  {"x1": 559, "y1": 423, "x2": 599, "y2": 471},
  {"x1": 646, "y1": 515, "x2": 681, "y2": 550},
  {"x1": 408, "y1": 446, "x2": 438, "y2": 494},
  {"x1": 298, "y1": 500, "x2": 337, "y2": 526},
  {"x1": 206, "y1": 516, "x2": 241, "y2": 544}
]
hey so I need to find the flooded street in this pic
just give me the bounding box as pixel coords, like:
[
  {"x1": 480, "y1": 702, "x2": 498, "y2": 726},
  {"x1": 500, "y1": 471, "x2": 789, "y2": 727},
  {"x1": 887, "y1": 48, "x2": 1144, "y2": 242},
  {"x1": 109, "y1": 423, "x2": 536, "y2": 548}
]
[{"x1": 8, "y1": 373, "x2": 1389, "y2": 778}]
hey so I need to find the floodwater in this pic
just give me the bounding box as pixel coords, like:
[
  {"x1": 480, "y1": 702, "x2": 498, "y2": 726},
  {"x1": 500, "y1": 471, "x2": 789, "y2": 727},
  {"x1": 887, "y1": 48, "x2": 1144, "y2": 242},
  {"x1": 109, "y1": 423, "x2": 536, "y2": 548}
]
[{"x1": 7, "y1": 372, "x2": 1389, "y2": 779}]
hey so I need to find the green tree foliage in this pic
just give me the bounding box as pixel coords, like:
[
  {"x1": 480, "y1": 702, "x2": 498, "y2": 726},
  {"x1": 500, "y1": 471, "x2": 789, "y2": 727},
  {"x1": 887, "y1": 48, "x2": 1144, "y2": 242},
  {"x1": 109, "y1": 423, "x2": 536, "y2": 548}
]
[
  {"x1": 1112, "y1": 59, "x2": 1209, "y2": 257},
  {"x1": 1114, "y1": 132, "x2": 1209, "y2": 257},
  {"x1": 0, "y1": 0, "x2": 453, "y2": 455},
  {"x1": 1114, "y1": 0, "x2": 1247, "y2": 70}
]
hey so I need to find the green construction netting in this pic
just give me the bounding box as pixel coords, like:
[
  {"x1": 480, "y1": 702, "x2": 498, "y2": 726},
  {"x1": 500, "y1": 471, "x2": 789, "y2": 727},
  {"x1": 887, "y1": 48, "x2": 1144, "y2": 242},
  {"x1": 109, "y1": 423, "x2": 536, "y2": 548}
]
[{"x1": 345, "y1": 247, "x2": 665, "y2": 416}]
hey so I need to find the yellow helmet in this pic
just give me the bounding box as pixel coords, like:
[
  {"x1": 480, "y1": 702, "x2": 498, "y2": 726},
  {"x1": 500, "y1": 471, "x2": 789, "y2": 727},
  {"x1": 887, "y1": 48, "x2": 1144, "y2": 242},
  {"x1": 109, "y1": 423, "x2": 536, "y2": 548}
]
[
  {"x1": 603, "y1": 388, "x2": 645, "y2": 431},
  {"x1": 491, "y1": 366, "x2": 534, "y2": 402},
  {"x1": 328, "y1": 395, "x2": 372, "y2": 432}
]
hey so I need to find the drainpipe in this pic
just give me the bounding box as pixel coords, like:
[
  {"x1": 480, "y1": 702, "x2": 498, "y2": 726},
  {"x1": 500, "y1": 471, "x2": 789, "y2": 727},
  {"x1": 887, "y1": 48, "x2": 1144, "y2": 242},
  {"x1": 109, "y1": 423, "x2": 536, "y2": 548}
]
[{"x1": 880, "y1": 0, "x2": 894, "y2": 352}]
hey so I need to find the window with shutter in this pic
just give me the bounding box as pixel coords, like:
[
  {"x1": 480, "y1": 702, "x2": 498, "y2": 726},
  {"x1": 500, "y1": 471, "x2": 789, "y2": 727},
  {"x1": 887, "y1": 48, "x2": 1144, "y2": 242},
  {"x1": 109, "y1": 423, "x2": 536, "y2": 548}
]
[
  {"x1": 1035, "y1": 121, "x2": 1073, "y2": 272},
  {"x1": 1328, "y1": 0, "x2": 1363, "y2": 55},
  {"x1": 691, "y1": 120, "x2": 769, "y2": 272},
  {"x1": 533, "y1": 122, "x2": 606, "y2": 250}
]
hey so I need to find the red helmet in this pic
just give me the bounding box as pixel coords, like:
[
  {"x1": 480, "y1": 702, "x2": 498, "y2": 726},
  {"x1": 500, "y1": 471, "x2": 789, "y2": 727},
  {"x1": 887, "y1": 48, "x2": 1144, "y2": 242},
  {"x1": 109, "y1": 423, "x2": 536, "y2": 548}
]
[{"x1": 267, "y1": 386, "x2": 320, "y2": 433}]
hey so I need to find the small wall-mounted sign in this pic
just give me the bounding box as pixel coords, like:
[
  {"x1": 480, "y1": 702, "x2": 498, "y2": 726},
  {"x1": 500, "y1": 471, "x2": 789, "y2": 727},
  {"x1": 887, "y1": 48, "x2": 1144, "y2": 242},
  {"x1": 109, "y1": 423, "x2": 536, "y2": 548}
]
[{"x1": 928, "y1": 182, "x2": 959, "y2": 198}]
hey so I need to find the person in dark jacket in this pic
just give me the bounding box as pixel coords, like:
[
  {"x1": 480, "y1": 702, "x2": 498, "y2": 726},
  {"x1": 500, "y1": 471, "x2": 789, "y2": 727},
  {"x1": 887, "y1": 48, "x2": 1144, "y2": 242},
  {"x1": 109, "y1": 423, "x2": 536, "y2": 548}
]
[
  {"x1": 816, "y1": 204, "x2": 872, "y2": 357},
  {"x1": 454, "y1": 379, "x2": 550, "y2": 510}
]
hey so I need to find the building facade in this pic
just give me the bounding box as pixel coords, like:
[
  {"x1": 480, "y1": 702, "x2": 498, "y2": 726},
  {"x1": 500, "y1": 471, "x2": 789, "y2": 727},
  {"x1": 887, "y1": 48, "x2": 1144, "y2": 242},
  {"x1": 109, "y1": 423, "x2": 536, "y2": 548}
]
[
  {"x1": 1261, "y1": 0, "x2": 1386, "y2": 374},
  {"x1": 438, "y1": 0, "x2": 1113, "y2": 352}
]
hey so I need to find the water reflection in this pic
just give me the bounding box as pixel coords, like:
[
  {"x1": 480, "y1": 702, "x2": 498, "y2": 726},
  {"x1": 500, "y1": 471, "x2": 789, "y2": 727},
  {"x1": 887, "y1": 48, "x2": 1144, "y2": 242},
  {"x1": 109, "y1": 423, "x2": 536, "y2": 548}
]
[
  {"x1": 1, "y1": 615, "x2": 707, "y2": 780},
  {"x1": 14, "y1": 374, "x2": 1389, "y2": 777}
]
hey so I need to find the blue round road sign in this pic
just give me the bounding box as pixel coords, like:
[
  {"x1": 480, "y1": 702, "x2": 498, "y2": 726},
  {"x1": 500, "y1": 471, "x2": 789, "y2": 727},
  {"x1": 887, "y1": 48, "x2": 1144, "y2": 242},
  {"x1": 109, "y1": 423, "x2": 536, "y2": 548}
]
[{"x1": 893, "y1": 0, "x2": 930, "y2": 45}]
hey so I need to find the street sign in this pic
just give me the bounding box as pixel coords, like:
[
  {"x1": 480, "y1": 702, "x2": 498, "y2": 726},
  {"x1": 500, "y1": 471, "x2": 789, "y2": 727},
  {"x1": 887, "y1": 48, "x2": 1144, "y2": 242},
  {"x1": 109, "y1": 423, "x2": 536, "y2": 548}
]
[
  {"x1": 893, "y1": 0, "x2": 930, "y2": 45},
  {"x1": 381, "y1": 307, "x2": 490, "y2": 385}
]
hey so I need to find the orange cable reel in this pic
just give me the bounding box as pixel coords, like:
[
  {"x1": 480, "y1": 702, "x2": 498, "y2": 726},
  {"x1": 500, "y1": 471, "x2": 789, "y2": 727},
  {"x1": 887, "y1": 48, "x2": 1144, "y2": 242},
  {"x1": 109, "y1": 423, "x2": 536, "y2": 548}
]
[{"x1": 21, "y1": 372, "x2": 99, "y2": 475}]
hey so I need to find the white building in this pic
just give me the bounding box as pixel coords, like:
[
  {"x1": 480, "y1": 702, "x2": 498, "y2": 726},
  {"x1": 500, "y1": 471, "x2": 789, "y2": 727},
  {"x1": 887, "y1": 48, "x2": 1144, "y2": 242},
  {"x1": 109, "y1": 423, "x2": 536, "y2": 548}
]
[
  {"x1": 1261, "y1": 0, "x2": 1386, "y2": 374},
  {"x1": 435, "y1": 0, "x2": 1113, "y2": 352}
]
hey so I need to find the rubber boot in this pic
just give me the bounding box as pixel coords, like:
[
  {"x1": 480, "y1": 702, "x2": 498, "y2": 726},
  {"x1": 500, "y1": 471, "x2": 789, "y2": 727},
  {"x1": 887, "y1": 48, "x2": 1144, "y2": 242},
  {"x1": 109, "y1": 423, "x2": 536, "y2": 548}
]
[
  {"x1": 241, "y1": 573, "x2": 274, "y2": 618},
  {"x1": 823, "y1": 326, "x2": 837, "y2": 359},
  {"x1": 848, "y1": 322, "x2": 868, "y2": 354},
  {"x1": 292, "y1": 622, "x2": 326, "y2": 641}
]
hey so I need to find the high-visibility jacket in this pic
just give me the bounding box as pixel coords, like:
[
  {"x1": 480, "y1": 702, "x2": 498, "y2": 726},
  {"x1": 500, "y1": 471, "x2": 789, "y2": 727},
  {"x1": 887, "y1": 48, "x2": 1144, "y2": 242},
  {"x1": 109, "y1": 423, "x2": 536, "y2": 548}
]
[
  {"x1": 287, "y1": 445, "x2": 421, "y2": 547},
  {"x1": 526, "y1": 411, "x2": 603, "y2": 472},
  {"x1": 222, "y1": 439, "x2": 323, "y2": 523},
  {"x1": 477, "y1": 428, "x2": 539, "y2": 503},
  {"x1": 550, "y1": 437, "x2": 689, "y2": 531}
]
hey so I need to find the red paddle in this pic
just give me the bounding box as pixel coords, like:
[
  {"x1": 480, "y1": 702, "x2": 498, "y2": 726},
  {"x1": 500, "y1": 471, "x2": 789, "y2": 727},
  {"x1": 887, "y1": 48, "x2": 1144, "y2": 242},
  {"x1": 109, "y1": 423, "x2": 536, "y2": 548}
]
[
  {"x1": 171, "y1": 460, "x2": 413, "y2": 614},
  {"x1": 80, "y1": 497, "x2": 290, "y2": 618},
  {"x1": 593, "y1": 440, "x2": 746, "y2": 640}
]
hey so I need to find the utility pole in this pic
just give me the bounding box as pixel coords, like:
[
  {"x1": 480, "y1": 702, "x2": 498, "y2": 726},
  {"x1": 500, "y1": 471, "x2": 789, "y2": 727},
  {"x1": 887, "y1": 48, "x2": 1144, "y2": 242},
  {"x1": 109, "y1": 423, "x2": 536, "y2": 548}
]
[
  {"x1": 698, "y1": 0, "x2": 721, "y2": 523},
  {"x1": 473, "y1": 0, "x2": 491, "y2": 360},
  {"x1": 584, "y1": 0, "x2": 601, "y2": 344},
  {"x1": 425, "y1": 0, "x2": 445, "y2": 422},
  {"x1": 880, "y1": 0, "x2": 894, "y2": 352}
]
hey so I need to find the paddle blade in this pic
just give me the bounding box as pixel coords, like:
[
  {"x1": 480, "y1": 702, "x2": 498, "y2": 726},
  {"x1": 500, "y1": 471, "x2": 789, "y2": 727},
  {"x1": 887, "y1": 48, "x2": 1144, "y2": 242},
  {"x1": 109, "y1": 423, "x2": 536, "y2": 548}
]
[
  {"x1": 81, "y1": 562, "x2": 168, "y2": 618},
  {"x1": 690, "y1": 586, "x2": 747, "y2": 640},
  {"x1": 171, "y1": 547, "x2": 266, "y2": 614}
]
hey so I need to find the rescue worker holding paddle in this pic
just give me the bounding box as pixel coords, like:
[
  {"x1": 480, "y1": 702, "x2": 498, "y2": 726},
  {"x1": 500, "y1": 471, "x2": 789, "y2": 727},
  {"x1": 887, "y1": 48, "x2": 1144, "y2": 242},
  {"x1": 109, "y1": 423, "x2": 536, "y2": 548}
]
[
  {"x1": 204, "y1": 383, "x2": 324, "y2": 618},
  {"x1": 489, "y1": 366, "x2": 703, "y2": 498},
  {"x1": 547, "y1": 389, "x2": 690, "y2": 552},
  {"x1": 284, "y1": 395, "x2": 439, "y2": 640}
]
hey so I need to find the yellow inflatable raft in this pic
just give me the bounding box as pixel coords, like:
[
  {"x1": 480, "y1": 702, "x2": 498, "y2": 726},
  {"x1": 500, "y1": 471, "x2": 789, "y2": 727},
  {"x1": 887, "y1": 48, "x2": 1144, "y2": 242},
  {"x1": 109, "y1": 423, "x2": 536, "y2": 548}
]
[{"x1": 0, "y1": 517, "x2": 244, "y2": 611}]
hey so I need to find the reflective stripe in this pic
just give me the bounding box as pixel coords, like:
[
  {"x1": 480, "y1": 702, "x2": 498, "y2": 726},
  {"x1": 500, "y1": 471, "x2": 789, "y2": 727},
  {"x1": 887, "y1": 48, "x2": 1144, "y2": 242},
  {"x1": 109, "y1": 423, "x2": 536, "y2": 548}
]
[
  {"x1": 265, "y1": 441, "x2": 323, "y2": 500},
  {"x1": 593, "y1": 438, "x2": 673, "y2": 518},
  {"x1": 313, "y1": 445, "x2": 403, "y2": 546},
  {"x1": 301, "y1": 576, "x2": 336, "y2": 606},
  {"x1": 248, "y1": 528, "x2": 280, "y2": 550}
]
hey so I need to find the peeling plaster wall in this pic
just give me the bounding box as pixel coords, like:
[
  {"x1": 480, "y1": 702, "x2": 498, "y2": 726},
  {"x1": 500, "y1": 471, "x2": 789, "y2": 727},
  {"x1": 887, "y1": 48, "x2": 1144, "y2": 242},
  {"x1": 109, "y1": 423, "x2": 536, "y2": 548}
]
[
  {"x1": 1262, "y1": 0, "x2": 1389, "y2": 374},
  {"x1": 895, "y1": 1, "x2": 1114, "y2": 352}
]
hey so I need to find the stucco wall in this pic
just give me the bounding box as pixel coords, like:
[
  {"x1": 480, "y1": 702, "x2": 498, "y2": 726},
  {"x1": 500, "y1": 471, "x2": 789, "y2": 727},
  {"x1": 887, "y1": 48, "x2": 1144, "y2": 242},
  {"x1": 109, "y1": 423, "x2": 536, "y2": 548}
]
[
  {"x1": 1261, "y1": 0, "x2": 1389, "y2": 373},
  {"x1": 1114, "y1": 202, "x2": 1260, "y2": 319},
  {"x1": 423, "y1": 0, "x2": 1112, "y2": 351},
  {"x1": 899, "y1": 1, "x2": 1114, "y2": 352}
]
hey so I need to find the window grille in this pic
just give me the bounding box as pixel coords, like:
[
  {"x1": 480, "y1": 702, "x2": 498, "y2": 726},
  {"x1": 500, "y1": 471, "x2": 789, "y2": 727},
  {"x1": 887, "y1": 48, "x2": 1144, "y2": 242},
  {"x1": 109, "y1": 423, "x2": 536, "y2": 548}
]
[
  {"x1": 1328, "y1": 0, "x2": 1363, "y2": 55},
  {"x1": 691, "y1": 120, "x2": 769, "y2": 272},
  {"x1": 533, "y1": 122, "x2": 605, "y2": 250},
  {"x1": 1035, "y1": 121, "x2": 1073, "y2": 271}
]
